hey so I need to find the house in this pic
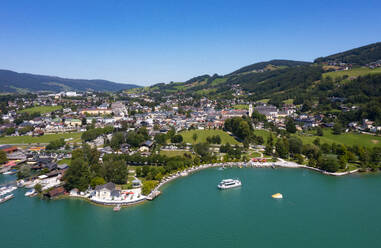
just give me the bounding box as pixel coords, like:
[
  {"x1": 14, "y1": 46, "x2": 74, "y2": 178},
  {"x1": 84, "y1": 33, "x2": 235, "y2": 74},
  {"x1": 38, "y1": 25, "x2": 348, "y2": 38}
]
[
  {"x1": 64, "y1": 118, "x2": 81, "y2": 127},
  {"x1": 80, "y1": 108, "x2": 113, "y2": 116},
  {"x1": 0, "y1": 145, "x2": 18, "y2": 153},
  {"x1": 47, "y1": 187, "x2": 65, "y2": 198},
  {"x1": 95, "y1": 182, "x2": 120, "y2": 200},
  {"x1": 132, "y1": 179, "x2": 142, "y2": 188},
  {"x1": 70, "y1": 188, "x2": 79, "y2": 196}
]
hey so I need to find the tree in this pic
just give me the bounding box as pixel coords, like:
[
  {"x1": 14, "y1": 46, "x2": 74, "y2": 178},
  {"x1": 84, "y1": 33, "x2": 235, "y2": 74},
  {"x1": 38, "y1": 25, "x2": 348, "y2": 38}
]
[
  {"x1": 333, "y1": 122, "x2": 342, "y2": 135},
  {"x1": 194, "y1": 143, "x2": 210, "y2": 158},
  {"x1": 110, "y1": 132, "x2": 125, "y2": 150},
  {"x1": 142, "y1": 180, "x2": 157, "y2": 195},
  {"x1": 316, "y1": 127, "x2": 324, "y2": 136},
  {"x1": 17, "y1": 165, "x2": 31, "y2": 179},
  {"x1": 63, "y1": 158, "x2": 90, "y2": 191},
  {"x1": 192, "y1": 133, "x2": 198, "y2": 142},
  {"x1": 171, "y1": 134, "x2": 183, "y2": 143},
  {"x1": 90, "y1": 177, "x2": 106, "y2": 188},
  {"x1": 285, "y1": 118, "x2": 297, "y2": 133},
  {"x1": 288, "y1": 137, "x2": 303, "y2": 155},
  {"x1": 102, "y1": 160, "x2": 128, "y2": 184},
  {"x1": 319, "y1": 157, "x2": 340, "y2": 172},
  {"x1": 154, "y1": 133, "x2": 167, "y2": 145},
  {"x1": 46, "y1": 138, "x2": 65, "y2": 150},
  {"x1": 34, "y1": 183, "x2": 42, "y2": 193},
  {"x1": 0, "y1": 150, "x2": 8, "y2": 164},
  {"x1": 275, "y1": 139, "x2": 289, "y2": 158}
]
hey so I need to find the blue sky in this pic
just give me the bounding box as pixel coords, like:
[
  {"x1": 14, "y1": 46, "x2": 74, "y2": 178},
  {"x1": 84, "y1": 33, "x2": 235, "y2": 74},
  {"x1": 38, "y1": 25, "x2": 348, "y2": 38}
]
[{"x1": 0, "y1": 0, "x2": 380, "y2": 86}]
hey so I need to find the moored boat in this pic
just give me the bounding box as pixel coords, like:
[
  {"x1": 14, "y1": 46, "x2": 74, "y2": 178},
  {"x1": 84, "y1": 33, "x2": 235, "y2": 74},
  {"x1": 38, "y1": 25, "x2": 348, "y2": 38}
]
[
  {"x1": 0, "y1": 186, "x2": 17, "y2": 196},
  {"x1": 25, "y1": 189, "x2": 36, "y2": 197},
  {"x1": 113, "y1": 204, "x2": 121, "y2": 211},
  {"x1": 0, "y1": 194, "x2": 14, "y2": 204}
]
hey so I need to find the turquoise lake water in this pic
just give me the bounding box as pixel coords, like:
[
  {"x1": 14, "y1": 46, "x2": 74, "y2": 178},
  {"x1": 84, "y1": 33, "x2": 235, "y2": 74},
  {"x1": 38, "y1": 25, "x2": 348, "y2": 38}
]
[{"x1": 1, "y1": 168, "x2": 381, "y2": 248}]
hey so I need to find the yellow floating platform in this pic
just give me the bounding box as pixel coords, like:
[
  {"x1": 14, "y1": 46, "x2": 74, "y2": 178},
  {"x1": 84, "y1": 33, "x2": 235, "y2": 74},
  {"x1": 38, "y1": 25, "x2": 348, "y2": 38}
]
[{"x1": 272, "y1": 193, "x2": 283, "y2": 199}]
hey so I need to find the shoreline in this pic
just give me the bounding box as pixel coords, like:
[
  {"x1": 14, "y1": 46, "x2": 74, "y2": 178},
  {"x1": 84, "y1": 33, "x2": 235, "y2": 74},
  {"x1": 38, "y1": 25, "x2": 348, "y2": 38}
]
[{"x1": 148, "y1": 160, "x2": 360, "y2": 199}]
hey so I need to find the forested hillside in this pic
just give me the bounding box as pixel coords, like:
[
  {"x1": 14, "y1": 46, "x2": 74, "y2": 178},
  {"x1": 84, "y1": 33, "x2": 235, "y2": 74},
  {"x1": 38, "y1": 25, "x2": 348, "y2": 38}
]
[
  {"x1": 230, "y1": 59, "x2": 310, "y2": 75},
  {"x1": 315, "y1": 42, "x2": 381, "y2": 65},
  {"x1": 0, "y1": 69, "x2": 140, "y2": 93}
]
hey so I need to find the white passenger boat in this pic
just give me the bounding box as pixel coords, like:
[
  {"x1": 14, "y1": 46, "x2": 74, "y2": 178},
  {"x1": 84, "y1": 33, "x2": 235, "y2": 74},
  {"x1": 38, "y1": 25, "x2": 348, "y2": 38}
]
[{"x1": 217, "y1": 179, "x2": 242, "y2": 189}]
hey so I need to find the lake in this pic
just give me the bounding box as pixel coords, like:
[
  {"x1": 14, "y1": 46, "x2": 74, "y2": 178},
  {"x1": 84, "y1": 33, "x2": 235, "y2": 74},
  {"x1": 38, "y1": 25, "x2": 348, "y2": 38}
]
[{"x1": 1, "y1": 167, "x2": 381, "y2": 248}]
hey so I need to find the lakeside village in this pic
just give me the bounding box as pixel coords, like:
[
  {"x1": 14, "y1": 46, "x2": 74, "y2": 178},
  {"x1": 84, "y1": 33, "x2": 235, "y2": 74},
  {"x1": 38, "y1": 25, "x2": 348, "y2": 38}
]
[{"x1": 0, "y1": 88, "x2": 380, "y2": 207}]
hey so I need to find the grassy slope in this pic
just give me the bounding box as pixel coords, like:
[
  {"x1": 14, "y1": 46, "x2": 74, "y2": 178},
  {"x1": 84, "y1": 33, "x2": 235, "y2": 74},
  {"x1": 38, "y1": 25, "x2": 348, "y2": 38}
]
[
  {"x1": 323, "y1": 67, "x2": 381, "y2": 79},
  {"x1": 179, "y1": 129, "x2": 240, "y2": 145},
  {"x1": 19, "y1": 105, "x2": 62, "y2": 114},
  {"x1": 0, "y1": 132, "x2": 82, "y2": 144}
]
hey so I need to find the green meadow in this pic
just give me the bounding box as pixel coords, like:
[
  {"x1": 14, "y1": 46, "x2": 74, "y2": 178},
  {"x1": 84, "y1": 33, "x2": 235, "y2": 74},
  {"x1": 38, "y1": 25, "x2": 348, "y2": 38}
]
[
  {"x1": 19, "y1": 105, "x2": 62, "y2": 114},
  {"x1": 0, "y1": 132, "x2": 82, "y2": 144},
  {"x1": 179, "y1": 129, "x2": 241, "y2": 145}
]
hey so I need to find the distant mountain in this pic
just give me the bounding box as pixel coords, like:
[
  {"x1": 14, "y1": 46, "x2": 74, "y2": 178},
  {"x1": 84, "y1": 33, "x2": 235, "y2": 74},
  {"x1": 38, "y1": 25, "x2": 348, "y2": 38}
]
[
  {"x1": 229, "y1": 59, "x2": 311, "y2": 75},
  {"x1": 314, "y1": 42, "x2": 381, "y2": 65},
  {"x1": 0, "y1": 69, "x2": 140, "y2": 93},
  {"x1": 139, "y1": 42, "x2": 381, "y2": 110}
]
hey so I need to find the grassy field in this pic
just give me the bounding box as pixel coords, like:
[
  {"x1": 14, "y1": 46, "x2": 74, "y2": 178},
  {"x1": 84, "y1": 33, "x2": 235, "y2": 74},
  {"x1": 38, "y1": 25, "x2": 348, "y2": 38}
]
[
  {"x1": 179, "y1": 129, "x2": 241, "y2": 145},
  {"x1": 257, "y1": 99, "x2": 270, "y2": 104},
  {"x1": 253, "y1": 129, "x2": 380, "y2": 148},
  {"x1": 233, "y1": 104, "x2": 249, "y2": 110},
  {"x1": 57, "y1": 158, "x2": 71, "y2": 165},
  {"x1": 283, "y1": 99, "x2": 294, "y2": 104},
  {"x1": 295, "y1": 129, "x2": 381, "y2": 148},
  {"x1": 19, "y1": 105, "x2": 62, "y2": 114},
  {"x1": 0, "y1": 132, "x2": 82, "y2": 144},
  {"x1": 160, "y1": 150, "x2": 193, "y2": 157},
  {"x1": 253, "y1": 130, "x2": 272, "y2": 141},
  {"x1": 323, "y1": 67, "x2": 381, "y2": 80}
]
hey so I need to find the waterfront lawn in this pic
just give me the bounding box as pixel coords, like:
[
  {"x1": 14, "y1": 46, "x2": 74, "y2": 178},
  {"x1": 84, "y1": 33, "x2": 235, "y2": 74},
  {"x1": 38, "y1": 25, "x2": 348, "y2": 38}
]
[
  {"x1": 296, "y1": 129, "x2": 381, "y2": 148},
  {"x1": 19, "y1": 105, "x2": 63, "y2": 114},
  {"x1": 249, "y1": 151, "x2": 261, "y2": 157},
  {"x1": 179, "y1": 129, "x2": 241, "y2": 145},
  {"x1": 256, "y1": 128, "x2": 381, "y2": 148},
  {"x1": 0, "y1": 132, "x2": 82, "y2": 144},
  {"x1": 160, "y1": 150, "x2": 193, "y2": 157}
]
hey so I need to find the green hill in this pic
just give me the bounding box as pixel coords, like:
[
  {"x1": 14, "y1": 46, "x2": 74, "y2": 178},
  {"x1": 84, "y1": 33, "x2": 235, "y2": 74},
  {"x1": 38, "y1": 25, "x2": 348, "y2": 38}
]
[
  {"x1": 229, "y1": 59, "x2": 311, "y2": 75},
  {"x1": 315, "y1": 42, "x2": 381, "y2": 65},
  {"x1": 0, "y1": 69, "x2": 141, "y2": 93}
]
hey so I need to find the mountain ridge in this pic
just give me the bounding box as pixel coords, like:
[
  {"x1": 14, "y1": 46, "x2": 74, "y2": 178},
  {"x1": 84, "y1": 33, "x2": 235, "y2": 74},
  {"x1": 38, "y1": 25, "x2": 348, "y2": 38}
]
[{"x1": 0, "y1": 69, "x2": 141, "y2": 93}]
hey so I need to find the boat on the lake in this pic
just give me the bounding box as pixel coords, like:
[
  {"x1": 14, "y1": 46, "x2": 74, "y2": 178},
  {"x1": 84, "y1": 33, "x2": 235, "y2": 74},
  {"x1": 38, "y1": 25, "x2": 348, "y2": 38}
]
[
  {"x1": 272, "y1": 193, "x2": 283, "y2": 199},
  {"x1": 217, "y1": 179, "x2": 242, "y2": 189}
]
